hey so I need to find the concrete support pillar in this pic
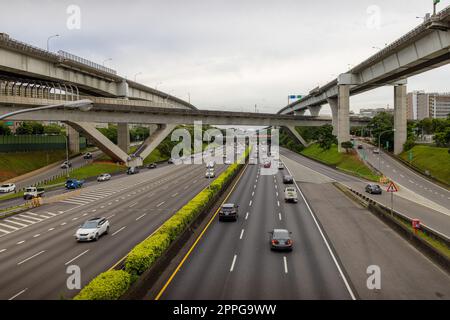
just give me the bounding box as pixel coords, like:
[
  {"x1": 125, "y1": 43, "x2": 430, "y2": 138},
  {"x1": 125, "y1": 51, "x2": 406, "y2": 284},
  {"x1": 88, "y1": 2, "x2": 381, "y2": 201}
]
[
  {"x1": 337, "y1": 85, "x2": 350, "y2": 152},
  {"x1": 284, "y1": 125, "x2": 307, "y2": 147},
  {"x1": 327, "y1": 98, "x2": 338, "y2": 136},
  {"x1": 308, "y1": 106, "x2": 321, "y2": 117},
  {"x1": 394, "y1": 84, "x2": 407, "y2": 155},
  {"x1": 117, "y1": 123, "x2": 130, "y2": 153},
  {"x1": 67, "y1": 124, "x2": 80, "y2": 154},
  {"x1": 148, "y1": 124, "x2": 159, "y2": 136}
]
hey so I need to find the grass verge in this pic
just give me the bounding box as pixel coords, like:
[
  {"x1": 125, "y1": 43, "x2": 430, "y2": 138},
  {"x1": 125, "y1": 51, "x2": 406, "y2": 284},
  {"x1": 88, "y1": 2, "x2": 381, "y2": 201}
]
[
  {"x1": 399, "y1": 145, "x2": 450, "y2": 186},
  {"x1": 301, "y1": 144, "x2": 380, "y2": 181}
]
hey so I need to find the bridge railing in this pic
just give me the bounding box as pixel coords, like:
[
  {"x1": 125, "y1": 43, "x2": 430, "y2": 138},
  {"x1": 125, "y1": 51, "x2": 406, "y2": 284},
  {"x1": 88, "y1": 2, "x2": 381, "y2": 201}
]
[
  {"x1": 58, "y1": 50, "x2": 117, "y2": 75},
  {"x1": 0, "y1": 79, "x2": 79, "y2": 101}
]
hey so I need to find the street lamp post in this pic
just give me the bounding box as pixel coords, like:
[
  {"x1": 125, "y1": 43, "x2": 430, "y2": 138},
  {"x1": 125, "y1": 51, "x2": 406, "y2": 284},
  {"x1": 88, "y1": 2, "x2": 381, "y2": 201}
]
[
  {"x1": 47, "y1": 34, "x2": 60, "y2": 51},
  {"x1": 134, "y1": 72, "x2": 142, "y2": 82},
  {"x1": 378, "y1": 129, "x2": 396, "y2": 171},
  {"x1": 64, "y1": 134, "x2": 70, "y2": 178}
]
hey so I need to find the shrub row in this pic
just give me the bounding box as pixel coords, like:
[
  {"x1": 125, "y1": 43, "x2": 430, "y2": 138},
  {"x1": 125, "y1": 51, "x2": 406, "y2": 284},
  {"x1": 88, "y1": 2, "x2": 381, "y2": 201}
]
[{"x1": 74, "y1": 148, "x2": 249, "y2": 300}]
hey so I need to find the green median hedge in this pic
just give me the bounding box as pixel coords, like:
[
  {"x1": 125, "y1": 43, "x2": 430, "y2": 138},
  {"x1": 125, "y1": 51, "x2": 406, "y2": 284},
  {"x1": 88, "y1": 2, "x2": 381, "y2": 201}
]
[
  {"x1": 74, "y1": 148, "x2": 249, "y2": 300},
  {"x1": 74, "y1": 270, "x2": 131, "y2": 300}
]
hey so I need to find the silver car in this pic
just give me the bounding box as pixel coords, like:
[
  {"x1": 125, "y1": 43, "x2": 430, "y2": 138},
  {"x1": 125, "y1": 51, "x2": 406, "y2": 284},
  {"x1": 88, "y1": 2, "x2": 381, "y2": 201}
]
[
  {"x1": 269, "y1": 229, "x2": 293, "y2": 251},
  {"x1": 97, "y1": 173, "x2": 111, "y2": 182}
]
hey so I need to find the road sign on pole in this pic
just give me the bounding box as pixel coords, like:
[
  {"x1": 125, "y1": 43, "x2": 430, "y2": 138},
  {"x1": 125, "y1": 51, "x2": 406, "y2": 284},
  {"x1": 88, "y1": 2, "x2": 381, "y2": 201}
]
[{"x1": 386, "y1": 181, "x2": 398, "y2": 216}]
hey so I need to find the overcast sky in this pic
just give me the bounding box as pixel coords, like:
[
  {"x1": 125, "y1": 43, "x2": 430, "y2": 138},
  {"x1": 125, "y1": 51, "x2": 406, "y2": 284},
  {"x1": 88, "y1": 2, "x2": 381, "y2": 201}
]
[{"x1": 1, "y1": 0, "x2": 449, "y2": 115}]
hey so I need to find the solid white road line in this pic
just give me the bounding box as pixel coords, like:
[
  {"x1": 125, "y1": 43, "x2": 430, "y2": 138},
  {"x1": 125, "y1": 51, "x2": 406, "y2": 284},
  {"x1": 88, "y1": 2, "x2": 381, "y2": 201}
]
[
  {"x1": 129, "y1": 201, "x2": 138, "y2": 208},
  {"x1": 283, "y1": 256, "x2": 288, "y2": 274},
  {"x1": 239, "y1": 229, "x2": 245, "y2": 239},
  {"x1": 10, "y1": 217, "x2": 36, "y2": 224},
  {"x1": 18, "y1": 250, "x2": 45, "y2": 265},
  {"x1": 112, "y1": 226, "x2": 126, "y2": 236},
  {"x1": 65, "y1": 250, "x2": 90, "y2": 266},
  {"x1": 230, "y1": 254, "x2": 237, "y2": 272},
  {"x1": 19, "y1": 215, "x2": 42, "y2": 221},
  {"x1": 136, "y1": 213, "x2": 146, "y2": 221},
  {"x1": 284, "y1": 163, "x2": 356, "y2": 300},
  {"x1": 8, "y1": 288, "x2": 27, "y2": 300},
  {"x1": 4, "y1": 220, "x2": 27, "y2": 227},
  {"x1": 156, "y1": 201, "x2": 165, "y2": 208},
  {"x1": 0, "y1": 228, "x2": 11, "y2": 234},
  {"x1": 0, "y1": 223, "x2": 18, "y2": 231}
]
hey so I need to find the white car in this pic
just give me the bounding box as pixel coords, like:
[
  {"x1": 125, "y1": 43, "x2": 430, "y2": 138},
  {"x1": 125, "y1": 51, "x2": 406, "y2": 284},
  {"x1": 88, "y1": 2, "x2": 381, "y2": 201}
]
[
  {"x1": 97, "y1": 173, "x2": 111, "y2": 182},
  {"x1": 373, "y1": 148, "x2": 380, "y2": 154},
  {"x1": 75, "y1": 217, "x2": 110, "y2": 242},
  {"x1": 0, "y1": 183, "x2": 16, "y2": 193},
  {"x1": 225, "y1": 159, "x2": 232, "y2": 165},
  {"x1": 205, "y1": 169, "x2": 215, "y2": 178}
]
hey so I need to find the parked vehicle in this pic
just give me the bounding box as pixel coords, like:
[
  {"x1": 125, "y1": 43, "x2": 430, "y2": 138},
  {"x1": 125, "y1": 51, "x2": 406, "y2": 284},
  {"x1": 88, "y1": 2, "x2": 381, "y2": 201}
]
[
  {"x1": 23, "y1": 187, "x2": 45, "y2": 200},
  {"x1": 97, "y1": 173, "x2": 111, "y2": 182},
  {"x1": 283, "y1": 175, "x2": 294, "y2": 184},
  {"x1": 284, "y1": 187, "x2": 298, "y2": 203},
  {"x1": 83, "y1": 152, "x2": 93, "y2": 159},
  {"x1": 61, "y1": 161, "x2": 72, "y2": 169},
  {"x1": 365, "y1": 184, "x2": 382, "y2": 195},
  {"x1": 147, "y1": 163, "x2": 157, "y2": 169},
  {"x1": 65, "y1": 179, "x2": 84, "y2": 189},
  {"x1": 269, "y1": 229, "x2": 293, "y2": 251},
  {"x1": 75, "y1": 217, "x2": 110, "y2": 242},
  {"x1": 126, "y1": 167, "x2": 140, "y2": 175},
  {"x1": 219, "y1": 203, "x2": 239, "y2": 221},
  {"x1": 0, "y1": 183, "x2": 16, "y2": 193}
]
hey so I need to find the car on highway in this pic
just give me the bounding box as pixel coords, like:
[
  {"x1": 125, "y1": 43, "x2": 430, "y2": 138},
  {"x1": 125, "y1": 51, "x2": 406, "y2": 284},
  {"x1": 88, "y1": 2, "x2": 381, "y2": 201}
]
[
  {"x1": 0, "y1": 183, "x2": 16, "y2": 193},
  {"x1": 225, "y1": 159, "x2": 232, "y2": 165},
  {"x1": 283, "y1": 175, "x2": 294, "y2": 184},
  {"x1": 284, "y1": 186, "x2": 298, "y2": 203},
  {"x1": 127, "y1": 166, "x2": 140, "y2": 175},
  {"x1": 269, "y1": 229, "x2": 293, "y2": 251},
  {"x1": 83, "y1": 152, "x2": 93, "y2": 159},
  {"x1": 373, "y1": 148, "x2": 380, "y2": 154},
  {"x1": 65, "y1": 179, "x2": 84, "y2": 189},
  {"x1": 365, "y1": 183, "x2": 382, "y2": 194},
  {"x1": 23, "y1": 186, "x2": 45, "y2": 199},
  {"x1": 278, "y1": 161, "x2": 284, "y2": 170},
  {"x1": 147, "y1": 163, "x2": 157, "y2": 169},
  {"x1": 60, "y1": 161, "x2": 72, "y2": 169},
  {"x1": 219, "y1": 203, "x2": 239, "y2": 221},
  {"x1": 205, "y1": 169, "x2": 215, "y2": 178},
  {"x1": 206, "y1": 161, "x2": 215, "y2": 168},
  {"x1": 168, "y1": 158, "x2": 175, "y2": 164},
  {"x1": 97, "y1": 173, "x2": 111, "y2": 182},
  {"x1": 249, "y1": 157, "x2": 256, "y2": 165},
  {"x1": 75, "y1": 217, "x2": 110, "y2": 242}
]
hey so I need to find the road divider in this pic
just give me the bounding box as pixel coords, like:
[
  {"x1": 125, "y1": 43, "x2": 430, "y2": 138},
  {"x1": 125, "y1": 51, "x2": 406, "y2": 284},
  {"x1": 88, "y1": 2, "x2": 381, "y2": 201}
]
[{"x1": 74, "y1": 148, "x2": 250, "y2": 300}]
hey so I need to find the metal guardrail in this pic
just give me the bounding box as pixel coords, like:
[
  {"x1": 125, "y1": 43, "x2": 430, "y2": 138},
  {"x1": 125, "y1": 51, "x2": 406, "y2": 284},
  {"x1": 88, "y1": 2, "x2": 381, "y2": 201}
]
[{"x1": 58, "y1": 50, "x2": 117, "y2": 75}]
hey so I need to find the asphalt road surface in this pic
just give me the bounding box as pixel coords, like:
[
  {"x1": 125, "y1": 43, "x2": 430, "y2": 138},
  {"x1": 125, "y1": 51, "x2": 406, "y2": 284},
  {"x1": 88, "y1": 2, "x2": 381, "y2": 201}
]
[
  {"x1": 0, "y1": 161, "x2": 227, "y2": 300},
  {"x1": 157, "y1": 163, "x2": 354, "y2": 300},
  {"x1": 280, "y1": 148, "x2": 450, "y2": 237}
]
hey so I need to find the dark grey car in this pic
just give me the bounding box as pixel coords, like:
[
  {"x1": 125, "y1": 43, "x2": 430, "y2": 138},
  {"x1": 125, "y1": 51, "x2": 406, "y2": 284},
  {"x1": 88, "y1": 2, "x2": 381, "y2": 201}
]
[
  {"x1": 219, "y1": 203, "x2": 239, "y2": 221},
  {"x1": 269, "y1": 229, "x2": 293, "y2": 251},
  {"x1": 365, "y1": 184, "x2": 382, "y2": 194}
]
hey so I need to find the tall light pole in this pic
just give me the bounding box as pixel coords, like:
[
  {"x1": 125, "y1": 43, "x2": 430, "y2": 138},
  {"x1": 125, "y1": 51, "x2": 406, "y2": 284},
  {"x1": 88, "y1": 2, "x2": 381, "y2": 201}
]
[
  {"x1": 378, "y1": 128, "x2": 396, "y2": 171},
  {"x1": 47, "y1": 34, "x2": 60, "y2": 51}
]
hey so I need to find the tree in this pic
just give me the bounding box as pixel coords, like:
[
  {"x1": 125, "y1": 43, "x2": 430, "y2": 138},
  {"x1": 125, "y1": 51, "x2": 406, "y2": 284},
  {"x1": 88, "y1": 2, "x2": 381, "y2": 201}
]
[
  {"x1": 15, "y1": 122, "x2": 34, "y2": 135},
  {"x1": 44, "y1": 124, "x2": 63, "y2": 135},
  {"x1": 317, "y1": 124, "x2": 336, "y2": 150},
  {"x1": 434, "y1": 127, "x2": 450, "y2": 147},
  {"x1": 341, "y1": 141, "x2": 353, "y2": 153},
  {"x1": 97, "y1": 125, "x2": 117, "y2": 144},
  {"x1": 0, "y1": 123, "x2": 11, "y2": 135},
  {"x1": 31, "y1": 122, "x2": 44, "y2": 134},
  {"x1": 368, "y1": 112, "x2": 394, "y2": 151}
]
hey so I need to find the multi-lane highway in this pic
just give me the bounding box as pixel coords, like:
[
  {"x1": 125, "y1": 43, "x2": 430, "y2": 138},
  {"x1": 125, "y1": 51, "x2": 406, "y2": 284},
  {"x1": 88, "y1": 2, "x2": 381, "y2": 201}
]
[
  {"x1": 0, "y1": 160, "x2": 227, "y2": 300},
  {"x1": 155, "y1": 150, "x2": 450, "y2": 300},
  {"x1": 280, "y1": 148, "x2": 450, "y2": 237},
  {"x1": 157, "y1": 163, "x2": 355, "y2": 300},
  {"x1": 357, "y1": 141, "x2": 450, "y2": 208}
]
